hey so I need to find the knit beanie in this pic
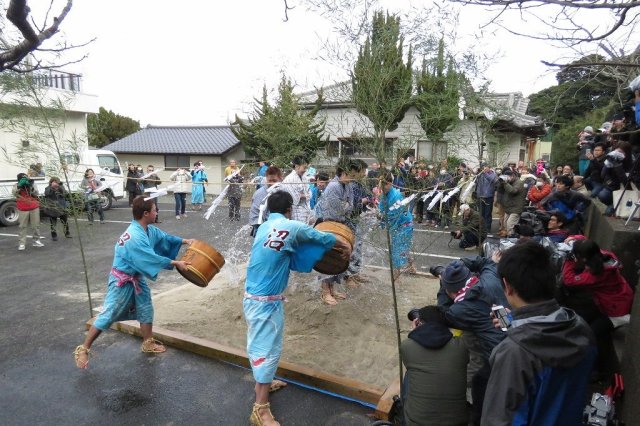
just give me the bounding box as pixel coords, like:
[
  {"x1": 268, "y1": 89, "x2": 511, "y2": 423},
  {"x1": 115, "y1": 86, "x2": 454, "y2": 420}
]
[{"x1": 440, "y1": 260, "x2": 472, "y2": 293}]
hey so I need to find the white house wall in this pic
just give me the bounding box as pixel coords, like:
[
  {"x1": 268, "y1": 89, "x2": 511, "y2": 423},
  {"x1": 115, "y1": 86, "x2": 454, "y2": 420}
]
[
  {"x1": 0, "y1": 111, "x2": 89, "y2": 181},
  {"x1": 444, "y1": 120, "x2": 524, "y2": 168},
  {"x1": 117, "y1": 154, "x2": 227, "y2": 195},
  {"x1": 314, "y1": 105, "x2": 529, "y2": 168}
]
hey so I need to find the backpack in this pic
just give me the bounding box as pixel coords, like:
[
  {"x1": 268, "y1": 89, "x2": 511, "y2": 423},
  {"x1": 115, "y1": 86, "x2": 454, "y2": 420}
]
[{"x1": 518, "y1": 209, "x2": 550, "y2": 236}]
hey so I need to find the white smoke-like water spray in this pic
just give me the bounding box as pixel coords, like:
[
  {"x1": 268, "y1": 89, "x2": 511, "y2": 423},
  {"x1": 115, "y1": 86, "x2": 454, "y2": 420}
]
[{"x1": 204, "y1": 185, "x2": 229, "y2": 220}]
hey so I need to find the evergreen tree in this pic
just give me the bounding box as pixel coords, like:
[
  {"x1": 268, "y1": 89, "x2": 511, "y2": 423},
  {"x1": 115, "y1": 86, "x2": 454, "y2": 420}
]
[
  {"x1": 527, "y1": 55, "x2": 629, "y2": 168},
  {"x1": 87, "y1": 107, "x2": 140, "y2": 148},
  {"x1": 352, "y1": 11, "x2": 413, "y2": 162},
  {"x1": 414, "y1": 38, "x2": 461, "y2": 143},
  {"x1": 232, "y1": 74, "x2": 325, "y2": 165}
]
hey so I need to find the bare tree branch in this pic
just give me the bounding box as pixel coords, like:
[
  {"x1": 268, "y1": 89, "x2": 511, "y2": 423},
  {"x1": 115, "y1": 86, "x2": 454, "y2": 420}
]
[
  {"x1": 449, "y1": 0, "x2": 640, "y2": 45},
  {"x1": 0, "y1": 0, "x2": 74, "y2": 72},
  {"x1": 283, "y1": 0, "x2": 295, "y2": 22},
  {"x1": 541, "y1": 60, "x2": 640, "y2": 69}
]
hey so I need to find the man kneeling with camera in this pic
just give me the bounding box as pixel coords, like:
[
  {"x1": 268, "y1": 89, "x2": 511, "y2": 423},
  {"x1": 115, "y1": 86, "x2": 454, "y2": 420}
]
[
  {"x1": 452, "y1": 204, "x2": 486, "y2": 251},
  {"x1": 400, "y1": 306, "x2": 469, "y2": 426}
]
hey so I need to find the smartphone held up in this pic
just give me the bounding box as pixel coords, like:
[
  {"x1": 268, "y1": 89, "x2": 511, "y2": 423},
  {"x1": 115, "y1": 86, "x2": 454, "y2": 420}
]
[{"x1": 492, "y1": 305, "x2": 512, "y2": 332}]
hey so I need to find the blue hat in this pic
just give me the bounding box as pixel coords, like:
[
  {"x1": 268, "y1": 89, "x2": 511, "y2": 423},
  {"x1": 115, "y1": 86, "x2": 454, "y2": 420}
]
[{"x1": 441, "y1": 260, "x2": 472, "y2": 293}]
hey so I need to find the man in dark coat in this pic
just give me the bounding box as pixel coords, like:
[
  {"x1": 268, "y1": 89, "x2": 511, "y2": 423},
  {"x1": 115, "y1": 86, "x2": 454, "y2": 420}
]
[{"x1": 401, "y1": 306, "x2": 469, "y2": 426}]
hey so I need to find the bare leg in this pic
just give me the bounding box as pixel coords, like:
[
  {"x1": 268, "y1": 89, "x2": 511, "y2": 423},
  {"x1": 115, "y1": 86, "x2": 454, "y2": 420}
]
[
  {"x1": 254, "y1": 382, "x2": 279, "y2": 425},
  {"x1": 75, "y1": 325, "x2": 102, "y2": 369},
  {"x1": 320, "y1": 281, "x2": 337, "y2": 305},
  {"x1": 140, "y1": 323, "x2": 165, "y2": 353}
]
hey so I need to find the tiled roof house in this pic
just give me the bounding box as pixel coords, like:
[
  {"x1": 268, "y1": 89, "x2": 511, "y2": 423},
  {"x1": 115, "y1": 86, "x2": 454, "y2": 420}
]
[
  {"x1": 297, "y1": 81, "x2": 547, "y2": 167},
  {"x1": 103, "y1": 125, "x2": 244, "y2": 194}
]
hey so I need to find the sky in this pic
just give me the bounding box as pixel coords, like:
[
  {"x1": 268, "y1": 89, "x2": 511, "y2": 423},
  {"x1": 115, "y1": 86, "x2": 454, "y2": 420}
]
[{"x1": 45, "y1": 0, "x2": 563, "y2": 126}]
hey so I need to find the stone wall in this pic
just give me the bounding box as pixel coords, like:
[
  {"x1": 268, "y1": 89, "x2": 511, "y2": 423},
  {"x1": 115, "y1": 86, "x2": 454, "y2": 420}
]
[{"x1": 583, "y1": 203, "x2": 640, "y2": 423}]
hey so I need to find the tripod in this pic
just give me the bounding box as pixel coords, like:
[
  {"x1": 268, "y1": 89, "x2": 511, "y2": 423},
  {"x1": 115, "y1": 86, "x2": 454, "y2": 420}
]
[{"x1": 612, "y1": 151, "x2": 640, "y2": 215}]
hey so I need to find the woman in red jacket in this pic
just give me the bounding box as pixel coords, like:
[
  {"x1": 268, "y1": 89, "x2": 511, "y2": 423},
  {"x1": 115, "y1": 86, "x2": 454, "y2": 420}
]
[
  {"x1": 15, "y1": 172, "x2": 43, "y2": 251},
  {"x1": 561, "y1": 238, "x2": 633, "y2": 374},
  {"x1": 527, "y1": 175, "x2": 552, "y2": 209}
]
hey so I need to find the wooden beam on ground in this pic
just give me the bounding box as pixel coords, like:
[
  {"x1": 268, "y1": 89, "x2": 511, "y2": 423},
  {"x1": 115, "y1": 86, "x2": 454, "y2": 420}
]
[
  {"x1": 85, "y1": 318, "x2": 386, "y2": 406},
  {"x1": 374, "y1": 377, "x2": 401, "y2": 420}
]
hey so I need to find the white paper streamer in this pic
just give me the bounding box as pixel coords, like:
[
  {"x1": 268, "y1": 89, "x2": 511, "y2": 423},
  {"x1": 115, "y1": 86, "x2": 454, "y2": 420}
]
[
  {"x1": 257, "y1": 182, "x2": 283, "y2": 224},
  {"x1": 442, "y1": 186, "x2": 460, "y2": 203},
  {"x1": 460, "y1": 177, "x2": 477, "y2": 203},
  {"x1": 427, "y1": 191, "x2": 444, "y2": 210},
  {"x1": 421, "y1": 188, "x2": 437, "y2": 202},
  {"x1": 390, "y1": 193, "x2": 416, "y2": 211},
  {"x1": 143, "y1": 184, "x2": 176, "y2": 201},
  {"x1": 139, "y1": 168, "x2": 164, "y2": 180},
  {"x1": 203, "y1": 185, "x2": 229, "y2": 220}
]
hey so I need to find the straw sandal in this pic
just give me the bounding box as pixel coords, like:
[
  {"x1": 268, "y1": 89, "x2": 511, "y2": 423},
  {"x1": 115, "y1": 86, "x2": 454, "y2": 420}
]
[
  {"x1": 73, "y1": 345, "x2": 90, "y2": 369},
  {"x1": 344, "y1": 276, "x2": 361, "y2": 289},
  {"x1": 321, "y1": 289, "x2": 337, "y2": 306},
  {"x1": 141, "y1": 337, "x2": 166, "y2": 353},
  {"x1": 250, "y1": 402, "x2": 280, "y2": 426},
  {"x1": 269, "y1": 379, "x2": 288, "y2": 393},
  {"x1": 331, "y1": 289, "x2": 347, "y2": 300},
  {"x1": 351, "y1": 274, "x2": 372, "y2": 283}
]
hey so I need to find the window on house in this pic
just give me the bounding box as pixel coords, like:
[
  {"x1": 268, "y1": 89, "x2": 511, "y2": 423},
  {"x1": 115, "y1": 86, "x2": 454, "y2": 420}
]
[
  {"x1": 326, "y1": 138, "x2": 395, "y2": 158},
  {"x1": 22, "y1": 140, "x2": 29, "y2": 147},
  {"x1": 165, "y1": 155, "x2": 190, "y2": 170}
]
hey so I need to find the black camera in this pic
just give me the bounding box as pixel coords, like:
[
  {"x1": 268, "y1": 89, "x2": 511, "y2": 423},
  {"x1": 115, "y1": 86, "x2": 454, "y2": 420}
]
[
  {"x1": 429, "y1": 265, "x2": 444, "y2": 277},
  {"x1": 407, "y1": 308, "x2": 421, "y2": 322}
]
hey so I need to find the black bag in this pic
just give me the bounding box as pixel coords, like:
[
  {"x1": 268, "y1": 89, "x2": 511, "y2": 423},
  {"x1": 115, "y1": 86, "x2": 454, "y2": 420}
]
[{"x1": 518, "y1": 209, "x2": 549, "y2": 236}]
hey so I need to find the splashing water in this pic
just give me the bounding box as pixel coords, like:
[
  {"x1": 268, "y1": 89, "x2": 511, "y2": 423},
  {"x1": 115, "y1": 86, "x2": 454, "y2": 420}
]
[
  {"x1": 218, "y1": 223, "x2": 252, "y2": 286},
  {"x1": 203, "y1": 185, "x2": 229, "y2": 220}
]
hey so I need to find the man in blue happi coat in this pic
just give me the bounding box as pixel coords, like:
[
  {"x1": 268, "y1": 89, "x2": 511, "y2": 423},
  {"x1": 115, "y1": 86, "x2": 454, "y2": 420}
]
[
  {"x1": 244, "y1": 190, "x2": 349, "y2": 426},
  {"x1": 74, "y1": 196, "x2": 194, "y2": 369}
]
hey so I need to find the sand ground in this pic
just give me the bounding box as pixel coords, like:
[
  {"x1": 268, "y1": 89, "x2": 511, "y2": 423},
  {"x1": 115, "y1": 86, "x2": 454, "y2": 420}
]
[{"x1": 153, "y1": 265, "x2": 439, "y2": 389}]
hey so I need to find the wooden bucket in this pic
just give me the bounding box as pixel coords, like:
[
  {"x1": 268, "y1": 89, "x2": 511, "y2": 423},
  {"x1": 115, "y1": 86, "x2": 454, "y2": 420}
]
[
  {"x1": 313, "y1": 221, "x2": 355, "y2": 275},
  {"x1": 178, "y1": 240, "x2": 225, "y2": 287}
]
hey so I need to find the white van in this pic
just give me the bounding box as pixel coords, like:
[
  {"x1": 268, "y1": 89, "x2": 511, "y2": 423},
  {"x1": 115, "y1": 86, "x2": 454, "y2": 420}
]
[
  {"x1": 0, "y1": 148, "x2": 125, "y2": 226},
  {"x1": 59, "y1": 148, "x2": 125, "y2": 209}
]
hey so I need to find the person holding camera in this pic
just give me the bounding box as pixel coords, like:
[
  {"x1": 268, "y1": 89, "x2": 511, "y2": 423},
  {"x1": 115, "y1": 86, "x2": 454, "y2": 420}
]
[
  {"x1": 143, "y1": 165, "x2": 162, "y2": 224},
  {"x1": 498, "y1": 169, "x2": 527, "y2": 237},
  {"x1": 400, "y1": 306, "x2": 469, "y2": 426},
  {"x1": 226, "y1": 169, "x2": 244, "y2": 221},
  {"x1": 44, "y1": 177, "x2": 71, "y2": 240},
  {"x1": 170, "y1": 167, "x2": 191, "y2": 220},
  {"x1": 600, "y1": 140, "x2": 633, "y2": 216},
  {"x1": 434, "y1": 260, "x2": 506, "y2": 423},
  {"x1": 481, "y1": 242, "x2": 596, "y2": 426},
  {"x1": 452, "y1": 204, "x2": 485, "y2": 251},
  {"x1": 125, "y1": 164, "x2": 142, "y2": 207},
  {"x1": 80, "y1": 168, "x2": 105, "y2": 224},
  {"x1": 577, "y1": 126, "x2": 595, "y2": 176},
  {"x1": 584, "y1": 142, "x2": 607, "y2": 195},
  {"x1": 543, "y1": 174, "x2": 590, "y2": 232},
  {"x1": 14, "y1": 172, "x2": 43, "y2": 251}
]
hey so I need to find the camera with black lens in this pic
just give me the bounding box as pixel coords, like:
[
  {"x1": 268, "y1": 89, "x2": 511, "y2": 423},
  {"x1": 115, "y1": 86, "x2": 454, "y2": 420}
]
[
  {"x1": 429, "y1": 265, "x2": 444, "y2": 278},
  {"x1": 407, "y1": 308, "x2": 421, "y2": 322}
]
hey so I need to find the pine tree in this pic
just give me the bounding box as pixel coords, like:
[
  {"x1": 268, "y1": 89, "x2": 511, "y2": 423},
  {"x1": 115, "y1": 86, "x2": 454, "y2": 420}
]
[
  {"x1": 232, "y1": 74, "x2": 325, "y2": 165},
  {"x1": 351, "y1": 11, "x2": 413, "y2": 162}
]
